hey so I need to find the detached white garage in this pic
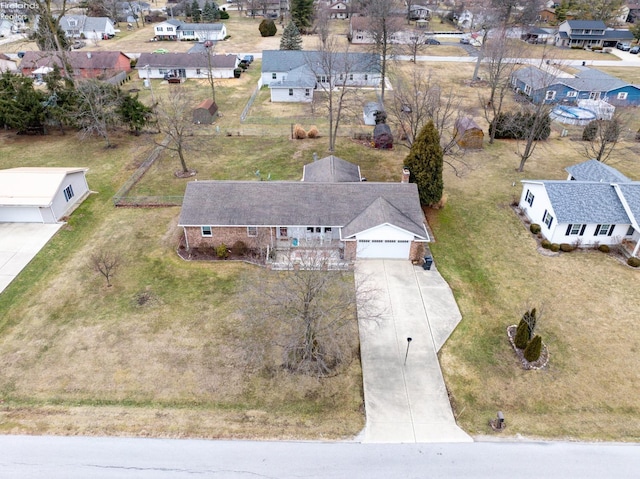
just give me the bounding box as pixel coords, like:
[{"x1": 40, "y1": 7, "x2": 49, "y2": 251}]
[{"x1": 0, "y1": 167, "x2": 90, "y2": 223}]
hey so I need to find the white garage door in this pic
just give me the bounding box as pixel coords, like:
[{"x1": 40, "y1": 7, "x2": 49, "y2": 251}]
[
  {"x1": 357, "y1": 239, "x2": 411, "y2": 259},
  {"x1": 0, "y1": 207, "x2": 43, "y2": 223}
]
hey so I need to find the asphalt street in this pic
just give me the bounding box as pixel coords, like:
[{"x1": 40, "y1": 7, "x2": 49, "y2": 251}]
[{"x1": 1, "y1": 435, "x2": 639, "y2": 478}]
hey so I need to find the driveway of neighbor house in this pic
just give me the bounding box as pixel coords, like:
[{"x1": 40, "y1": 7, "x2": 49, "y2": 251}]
[
  {"x1": 0, "y1": 223, "x2": 63, "y2": 295},
  {"x1": 355, "y1": 259, "x2": 472, "y2": 444}
]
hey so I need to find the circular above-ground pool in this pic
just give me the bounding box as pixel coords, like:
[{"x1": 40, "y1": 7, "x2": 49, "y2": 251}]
[{"x1": 550, "y1": 105, "x2": 597, "y2": 126}]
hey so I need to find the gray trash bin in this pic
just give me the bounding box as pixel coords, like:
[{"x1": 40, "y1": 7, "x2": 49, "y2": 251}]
[{"x1": 423, "y1": 256, "x2": 433, "y2": 270}]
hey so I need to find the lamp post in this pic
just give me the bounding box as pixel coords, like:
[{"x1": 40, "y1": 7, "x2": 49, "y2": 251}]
[{"x1": 404, "y1": 337, "x2": 412, "y2": 366}]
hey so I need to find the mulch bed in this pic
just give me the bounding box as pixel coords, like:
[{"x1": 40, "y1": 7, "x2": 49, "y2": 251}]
[{"x1": 506, "y1": 325, "x2": 549, "y2": 370}]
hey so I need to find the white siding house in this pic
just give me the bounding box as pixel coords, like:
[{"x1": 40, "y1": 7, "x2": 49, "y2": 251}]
[
  {"x1": 153, "y1": 20, "x2": 227, "y2": 41},
  {"x1": 519, "y1": 160, "x2": 640, "y2": 256},
  {"x1": 136, "y1": 52, "x2": 238, "y2": 79},
  {"x1": 0, "y1": 168, "x2": 90, "y2": 223}
]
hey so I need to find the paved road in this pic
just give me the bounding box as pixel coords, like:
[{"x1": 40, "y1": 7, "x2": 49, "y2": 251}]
[
  {"x1": 1, "y1": 435, "x2": 639, "y2": 478},
  {"x1": 356, "y1": 260, "x2": 470, "y2": 443}
]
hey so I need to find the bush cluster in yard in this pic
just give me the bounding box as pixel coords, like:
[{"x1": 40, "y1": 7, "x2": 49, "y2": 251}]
[
  {"x1": 549, "y1": 243, "x2": 560, "y2": 252},
  {"x1": 524, "y1": 335, "x2": 543, "y2": 362},
  {"x1": 560, "y1": 243, "x2": 574, "y2": 252},
  {"x1": 541, "y1": 239, "x2": 551, "y2": 249},
  {"x1": 216, "y1": 243, "x2": 229, "y2": 259},
  {"x1": 530, "y1": 223, "x2": 541, "y2": 234},
  {"x1": 598, "y1": 244, "x2": 610, "y2": 253},
  {"x1": 628, "y1": 257, "x2": 640, "y2": 267},
  {"x1": 491, "y1": 111, "x2": 551, "y2": 140}
]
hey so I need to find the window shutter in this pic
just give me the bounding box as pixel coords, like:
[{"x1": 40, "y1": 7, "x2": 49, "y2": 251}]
[
  {"x1": 548, "y1": 217, "x2": 553, "y2": 228},
  {"x1": 566, "y1": 224, "x2": 572, "y2": 235},
  {"x1": 608, "y1": 225, "x2": 615, "y2": 236},
  {"x1": 579, "y1": 224, "x2": 586, "y2": 236},
  {"x1": 543, "y1": 210, "x2": 547, "y2": 222},
  {"x1": 594, "y1": 225, "x2": 601, "y2": 235}
]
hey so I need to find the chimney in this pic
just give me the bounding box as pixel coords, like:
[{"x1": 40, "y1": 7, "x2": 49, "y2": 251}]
[
  {"x1": 87, "y1": 52, "x2": 92, "y2": 59},
  {"x1": 401, "y1": 168, "x2": 410, "y2": 183}
]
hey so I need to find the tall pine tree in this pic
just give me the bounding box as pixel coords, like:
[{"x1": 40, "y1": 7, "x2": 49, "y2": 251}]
[
  {"x1": 192, "y1": 0, "x2": 201, "y2": 22},
  {"x1": 403, "y1": 120, "x2": 443, "y2": 206},
  {"x1": 290, "y1": 0, "x2": 314, "y2": 33},
  {"x1": 280, "y1": 22, "x2": 303, "y2": 50}
]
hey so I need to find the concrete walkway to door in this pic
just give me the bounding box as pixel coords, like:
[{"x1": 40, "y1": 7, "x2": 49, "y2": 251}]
[{"x1": 355, "y1": 259, "x2": 472, "y2": 443}]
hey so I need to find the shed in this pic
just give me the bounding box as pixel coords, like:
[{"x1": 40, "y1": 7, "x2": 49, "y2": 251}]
[
  {"x1": 193, "y1": 99, "x2": 218, "y2": 125},
  {"x1": 454, "y1": 117, "x2": 484, "y2": 149},
  {"x1": 373, "y1": 123, "x2": 393, "y2": 149}
]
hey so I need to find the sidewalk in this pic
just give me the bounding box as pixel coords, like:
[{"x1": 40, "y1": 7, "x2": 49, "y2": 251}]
[{"x1": 355, "y1": 259, "x2": 472, "y2": 443}]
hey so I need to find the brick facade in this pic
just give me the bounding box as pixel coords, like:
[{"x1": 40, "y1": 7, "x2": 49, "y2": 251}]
[
  {"x1": 184, "y1": 226, "x2": 275, "y2": 250},
  {"x1": 410, "y1": 241, "x2": 426, "y2": 262}
]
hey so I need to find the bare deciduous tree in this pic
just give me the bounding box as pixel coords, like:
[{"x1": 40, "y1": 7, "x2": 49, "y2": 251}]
[
  {"x1": 306, "y1": 39, "x2": 363, "y2": 152},
  {"x1": 73, "y1": 80, "x2": 122, "y2": 148},
  {"x1": 581, "y1": 114, "x2": 625, "y2": 164},
  {"x1": 90, "y1": 250, "x2": 120, "y2": 287},
  {"x1": 239, "y1": 248, "x2": 379, "y2": 377},
  {"x1": 155, "y1": 88, "x2": 198, "y2": 175}
]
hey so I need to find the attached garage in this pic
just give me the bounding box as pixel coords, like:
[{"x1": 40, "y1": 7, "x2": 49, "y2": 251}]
[
  {"x1": 357, "y1": 239, "x2": 412, "y2": 259},
  {"x1": 0, "y1": 167, "x2": 90, "y2": 223}
]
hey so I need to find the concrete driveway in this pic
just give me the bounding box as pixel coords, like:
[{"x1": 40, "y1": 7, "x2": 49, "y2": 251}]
[
  {"x1": 355, "y1": 259, "x2": 472, "y2": 443},
  {"x1": 0, "y1": 223, "x2": 63, "y2": 295}
]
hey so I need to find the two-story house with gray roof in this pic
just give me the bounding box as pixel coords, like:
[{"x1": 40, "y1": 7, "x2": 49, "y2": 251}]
[
  {"x1": 511, "y1": 66, "x2": 640, "y2": 106},
  {"x1": 261, "y1": 50, "x2": 381, "y2": 102},
  {"x1": 554, "y1": 20, "x2": 633, "y2": 48},
  {"x1": 519, "y1": 160, "x2": 640, "y2": 256},
  {"x1": 59, "y1": 15, "x2": 116, "y2": 40},
  {"x1": 178, "y1": 157, "x2": 430, "y2": 266}
]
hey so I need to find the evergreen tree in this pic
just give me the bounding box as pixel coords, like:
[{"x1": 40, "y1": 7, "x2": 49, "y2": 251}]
[
  {"x1": 280, "y1": 22, "x2": 303, "y2": 50},
  {"x1": 259, "y1": 19, "x2": 277, "y2": 37},
  {"x1": 118, "y1": 94, "x2": 153, "y2": 136},
  {"x1": 403, "y1": 120, "x2": 443, "y2": 206},
  {"x1": 290, "y1": 0, "x2": 314, "y2": 33},
  {"x1": 524, "y1": 335, "x2": 542, "y2": 362},
  {"x1": 185, "y1": 1, "x2": 192, "y2": 19},
  {"x1": 0, "y1": 71, "x2": 47, "y2": 133},
  {"x1": 192, "y1": 0, "x2": 201, "y2": 22},
  {"x1": 514, "y1": 319, "x2": 529, "y2": 349},
  {"x1": 202, "y1": 0, "x2": 218, "y2": 21},
  {"x1": 32, "y1": 11, "x2": 69, "y2": 51}
]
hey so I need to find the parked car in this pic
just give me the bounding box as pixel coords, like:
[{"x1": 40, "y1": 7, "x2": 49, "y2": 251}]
[
  {"x1": 616, "y1": 42, "x2": 631, "y2": 51},
  {"x1": 426, "y1": 38, "x2": 441, "y2": 45},
  {"x1": 459, "y1": 37, "x2": 470, "y2": 44},
  {"x1": 243, "y1": 54, "x2": 254, "y2": 64},
  {"x1": 630, "y1": 46, "x2": 640, "y2": 54}
]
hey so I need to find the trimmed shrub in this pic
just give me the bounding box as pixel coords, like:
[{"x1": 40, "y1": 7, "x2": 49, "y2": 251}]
[
  {"x1": 215, "y1": 243, "x2": 229, "y2": 259},
  {"x1": 307, "y1": 126, "x2": 319, "y2": 138},
  {"x1": 232, "y1": 240, "x2": 248, "y2": 256},
  {"x1": 550, "y1": 243, "x2": 560, "y2": 252},
  {"x1": 541, "y1": 239, "x2": 551, "y2": 249},
  {"x1": 293, "y1": 124, "x2": 307, "y2": 139},
  {"x1": 523, "y1": 308, "x2": 537, "y2": 339},
  {"x1": 582, "y1": 120, "x2": 599, "y2": 141},
  {"x1": 219, "y1": 10, "x2": 230, "y2": 19},
  {"x1": 627, "y1": 257, "x2": 640, "y2": 267},
  {"x1": 560, "y1": 243, "x2": 574, "y2": 252},
  {"x1": 515, "y1": 320, "x2": 530, "y2": 349},
  {"x1": 598, "y1": 244, "x2": 610, "y2": 253},
  {"x1": 524, "y1": 335, "x2": 543, "y2": 362},
  {"x1": 259, "y1": 19, "x2": 277, "y2": 37},
  {"x1": 530, "y1": 223, "x2": 541, "y2": 234}
]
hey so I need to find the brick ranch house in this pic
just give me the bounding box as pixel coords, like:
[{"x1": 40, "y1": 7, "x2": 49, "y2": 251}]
[
  {"x1": 20, "y1": 51, "x2": 131, "y2": 81},
  {"x1": 178, "y1": 156, "x2": 430, "y2": 266}
]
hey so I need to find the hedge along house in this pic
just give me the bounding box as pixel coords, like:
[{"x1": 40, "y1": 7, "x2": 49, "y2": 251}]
[
  {"x1": 178, "y1": 157, "x2": 430, "y2": 268},
  {"x1": 0, "y1": 167, "x2": 90, "y2": 223},
  {"x1": 511, "y1": 66, "x2": 640, "y2": 107},
  {"x1": 454, "y1": 117, "x2": 484, "y2": 149},
  {"x1": 136, "y1": 52, "x2": 239, "y2": 79},
  {"x1": 518, "y1": 160, "x2": 640, "y2": 257}
]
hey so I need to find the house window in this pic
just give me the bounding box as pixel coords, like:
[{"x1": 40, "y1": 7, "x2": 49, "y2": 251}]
[
  {"x1": 167, "y1": 27, "x2": 173, "y2": 32},
  {"x1": 324, "y1": 227, "x2": 332, "y2": 233},
  {"x1": 545, "y1": 90, "x2": 556, "y2": 100},
  {"x1": 589, "y1": 91, "x2": 601, "y2": 100},
  {"x1": 272, "y1": 73, "x2": 277, "y2": 79},
  {"x1": 196, "y1": 69, "x2": 201, "y2": 75},
  {"x1": 349, "y1": 74, "x2": 353, "y2": 81},
  {"x1": 63, "y1": 185, "x2": 74, "y2": 202},
  {"x1": 201, "y1": 226, "x2": 212, "y2": 237},
  {"x1": 339, "y1": 73, "x2": 343, "y2": 80},
  {"x1": 288, "y1": 88, "x2": 293, "y2": 96},
  {"x1": 542, "y1": 210, "x2": 553, "y2": 228},
  {"x1": 595, "y1": 224, "x2": 613, "y2": 236},
  {"x1": 247, "y1": 226, "x2": 257, "y2": 237},
  {"x1": 159, "y1": 69, "x2": 167, "y2": 75},
  {"x1": 524, "y1": 85, "x2": 532, "y2": 95},
  {"x1": 566, "y1": 91, "x2": 577, "y2": 98},
  {"x1": 305, "y1": 89, "x2": 310, "y2": 96},
  {"x1": 157, "y1": 27, "x2": 163, "y2": 32},
  {"x1": 627, "y1": 225, "x2": 635, "y2": 236},
  {"x1": 565, "y1": 224, "x2": 585, "y2": 235},
  {"x1": 617, "y1": 92, "x2": 628, "y2": 100},
  {"x1": 364, "y1": 74, "x2": 368, "y2": 81},
  {"x1": 525, "y1": 189, "x2": 534, "y2": 206},
  {"x1": 279, "y1": 227, "x2": 288, "y2": 237}
]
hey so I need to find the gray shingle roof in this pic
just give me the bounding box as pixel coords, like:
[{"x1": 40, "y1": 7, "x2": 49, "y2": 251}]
[
  {"x1": 565, "y1": 20, "x2": 607, "y2": 29},
  {"x1": 543, "y1": 181, "x2": 631, "y2": 224},
  {"x1": 565, "y1": 159, "x2": 631, "y2": 183},
  {"x1": 136, "y1": 52, "x2": 237, "y2": 69},
  {"x1": 302, "y1": 156, "x2": 361, "y2": 183},
  {"x1": 341, "y1": 197, "x2": 422, "y2": 238},
  {"x1": 514, "y1": 66, "x2": 628, "y2": 94},
  {"x1": 20, "y1": 51, "x2": 129, "y2": 71},
  {"x1": 261, "y1": 50, "x2": 380, "y2": 74},
  {"x1": 178, "y1": 181, "x2": 428, "y2": 239},
  {"x1": 616, "y1": 184, "x2": 640, "y2": 227},
  {"x1": 268, "y1": 65, "x2": 316, "y2": 88}
]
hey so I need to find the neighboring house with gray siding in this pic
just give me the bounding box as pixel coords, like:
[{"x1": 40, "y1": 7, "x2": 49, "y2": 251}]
[{"x1": 519, "y1": 160, "x2": 640, "y2": 257}]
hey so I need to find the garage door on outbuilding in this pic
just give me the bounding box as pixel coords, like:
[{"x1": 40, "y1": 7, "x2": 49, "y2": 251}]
[{"x1": 0, "y1": 167, "x2": 90, "y2": 223}]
